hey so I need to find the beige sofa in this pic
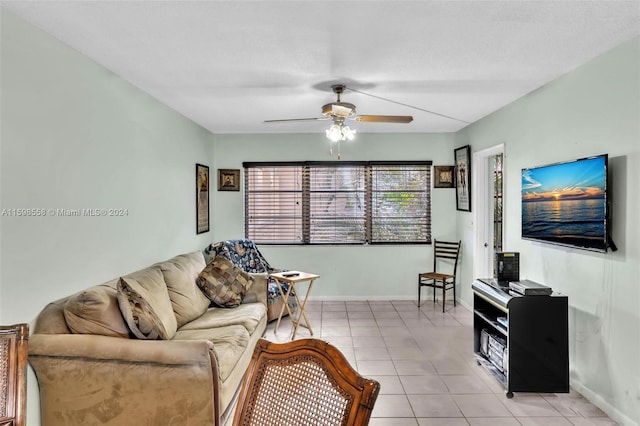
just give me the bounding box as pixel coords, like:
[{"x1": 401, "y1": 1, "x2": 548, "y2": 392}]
[{"x1": 28, "y1": 251, "x2": 268, "y2": 426}]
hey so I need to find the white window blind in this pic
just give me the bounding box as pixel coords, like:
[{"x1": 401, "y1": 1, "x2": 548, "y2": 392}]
[
  {"x1": 244, "y1": 165, "x2": 303, "y2": 244},
  {"x1": 308, "y1": 165, "x2": 366, "y2": 244},
  {"x1": 370, "y1": 164, "x2": 431, "y2": 243},
  {"x1": 244, "y1": 161, "x2": 431, "y2": 245}
]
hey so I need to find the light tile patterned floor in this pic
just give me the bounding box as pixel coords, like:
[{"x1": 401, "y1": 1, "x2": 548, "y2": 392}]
[{"x1": 259, "y1": 300, "x2": 617, "y2": 425}]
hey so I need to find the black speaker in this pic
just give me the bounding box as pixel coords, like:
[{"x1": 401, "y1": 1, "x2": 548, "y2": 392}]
[{"x1": 495, "y1": 252, "x2": 519, "y2": 282}]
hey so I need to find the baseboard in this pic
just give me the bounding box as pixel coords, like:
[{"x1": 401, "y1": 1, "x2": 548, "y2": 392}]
[
  {"x1": 308, "y1": 295, "x2": 417, "y2": 301},
  {"x1": 307, "y1": 295, "x2": 471, "y2": 312},
  {"x1": 457, "y1": 298, "x2": 473, "y2": 312},
  {"x1": 571, "y1": 380, "x2": 638, "y2": 426}
]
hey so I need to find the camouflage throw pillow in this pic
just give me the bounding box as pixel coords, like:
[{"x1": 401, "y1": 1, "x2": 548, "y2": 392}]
[{"x1": 197, "y1": 256, "x2": 254, "y2": 308}]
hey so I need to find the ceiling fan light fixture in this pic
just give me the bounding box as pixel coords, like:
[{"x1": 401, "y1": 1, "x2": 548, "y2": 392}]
[
  {"x1": 326, "y1": 123, "x2": 343, "y2": 142},
  {"x1": 325, "y1": 122, "x2": 356, "y2": 143},
  {"x1": 342, "y1": 125, "x2": 356, "y2": 141},
  {"x1": 266, "y1": 83, "x2": 424, "y2": 159}
]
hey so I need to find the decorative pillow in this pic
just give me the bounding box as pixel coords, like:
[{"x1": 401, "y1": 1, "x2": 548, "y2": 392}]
[
  {"x1": 64, "y1": 282, "x2": 130, "y2": 338},
  {"x1": 157, "y1": 252, "x2": 211, "y2": 328},
  {"x1": 196, "y1": 256, "x2": 254, "y2": 308},
  {"x1": 116, "y1": 267, "x2": 177, "y2": 340}
]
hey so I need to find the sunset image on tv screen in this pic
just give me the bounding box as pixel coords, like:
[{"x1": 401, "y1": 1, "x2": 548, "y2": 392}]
[{"x1": 521, "y1": 155, "x2": 607, "y2": 251}]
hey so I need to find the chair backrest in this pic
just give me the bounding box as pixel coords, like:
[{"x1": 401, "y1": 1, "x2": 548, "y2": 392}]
[
  {"x1": 233, "y1": 338, "x2": 380, "y2": 426},
  {"x1": 0, "y1": 323, "x2": 29, "y2": 426},
  {"x1": 432, "y1": 240, "x2": 462, "y2": 276}
]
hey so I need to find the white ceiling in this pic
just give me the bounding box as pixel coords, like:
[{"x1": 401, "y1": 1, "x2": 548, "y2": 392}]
[{"x1": 3, "y1": 1, "x2": 640, "y2": 134}]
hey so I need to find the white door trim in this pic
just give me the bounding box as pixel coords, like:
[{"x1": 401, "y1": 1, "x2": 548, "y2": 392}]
[{"x1": 472, "y1": 143, "x2": 505, "y2": 280}]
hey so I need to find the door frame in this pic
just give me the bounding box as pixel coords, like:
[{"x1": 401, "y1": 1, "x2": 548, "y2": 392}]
[{"x1": 472, "y1": 143, "x2": 505, "y2": 279}]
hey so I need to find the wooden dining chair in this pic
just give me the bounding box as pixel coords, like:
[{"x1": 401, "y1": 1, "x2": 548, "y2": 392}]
[
  {"x1": 0, "y1": 323, "x2": 29, "y2": 426},
  {"x1": 232, "y1": 338, "x2": 380, "y2": 426},
  {"x1": 418, "y1": 240, "x2": 462, "y2": 312}
]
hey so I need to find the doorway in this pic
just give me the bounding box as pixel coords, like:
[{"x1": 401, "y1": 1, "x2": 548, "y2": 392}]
[{"x1": 472, "y1": 144, "x2": 505, "y2": 279}]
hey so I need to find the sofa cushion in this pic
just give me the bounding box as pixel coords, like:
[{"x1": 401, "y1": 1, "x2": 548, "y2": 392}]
[
  {"x1": 117, "y1": 267, "x2": 177, "y2": 340},
  {"x1": 179, "y1": 303, "x2": 267, "y2": 335},
  {"x1": 243, "y1": 273, "x2": 268, "y2": 306},
  {"x1": 64, "y1": 281, "x2": 130, "y2": 338},
  {"x1": 156, "y1": 252, "x2": 211, "y2": 328},
  {"x1": 196, "y1": 256, "x2": 254, "y2": 308},
  {"x1": 33, "y1": 298, "x2": 72, "y2": 334},
  {"x1": 173, "y1": 325, "x2": 250, "y2": 382}
]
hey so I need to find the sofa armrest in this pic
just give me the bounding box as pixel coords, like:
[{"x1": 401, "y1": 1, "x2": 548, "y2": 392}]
[
  {"x1": 29, "y1": 333, "x2": 214, "y2": 363},
  {"x1": 244, "y1": 273, "x2": 268, "y2": 306},
  {"x1": 29, "y1": 334, "x2": 220, "y2": 426}
]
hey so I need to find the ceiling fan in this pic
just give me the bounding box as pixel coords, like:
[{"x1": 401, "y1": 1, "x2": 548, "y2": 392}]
[{"x1": 264, "y1": 84, "x2": 413, "y2": 143}]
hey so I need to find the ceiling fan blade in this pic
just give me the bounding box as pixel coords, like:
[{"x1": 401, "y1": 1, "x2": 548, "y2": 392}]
[
  {"x1": 264, "y1": 117, "x2": 329, "y2": 123},
  {"x1": 354, "y1": 115, "x2": 414, "y2": 123}
]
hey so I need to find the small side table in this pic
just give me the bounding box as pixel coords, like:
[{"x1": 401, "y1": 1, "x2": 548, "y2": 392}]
[{"x1": 269, "y1": 271, "x2": 319, "y2": 339}]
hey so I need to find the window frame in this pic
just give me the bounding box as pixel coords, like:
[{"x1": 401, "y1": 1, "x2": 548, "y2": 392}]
[{"x1": 244, "y1": 161, "x2": 432, "y2": 245}]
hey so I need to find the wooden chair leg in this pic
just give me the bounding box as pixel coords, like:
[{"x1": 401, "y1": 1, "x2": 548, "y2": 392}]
[
  {"x1": 418, "y1": 278, "x2": 421, "y2": 307},
  {"x1": 441, "y1": 280, "x2": 445, "y2": 312}
]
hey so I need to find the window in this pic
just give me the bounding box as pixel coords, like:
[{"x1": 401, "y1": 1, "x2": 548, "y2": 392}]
[
  {"x1": 243, "y1": 164, "x2": 303, "y2": 244},
  {"x1": 308, "y1": 164, "x2": 366, "y2": 244},
  {"x1": 493, "y1": 153, "x2": 504, "y2": 253},
  {"x1": 244, "y1": 161, "x2": 432, "y2": 245}
]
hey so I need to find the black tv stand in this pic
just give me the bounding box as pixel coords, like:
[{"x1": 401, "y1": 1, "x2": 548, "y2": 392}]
[{"x1": 472, "y1": 279, "x2": 569, "y2": 398}]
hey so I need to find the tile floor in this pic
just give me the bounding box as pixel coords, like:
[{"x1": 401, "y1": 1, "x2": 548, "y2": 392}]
[{"x1": 259, "y1": 300, "x2": 617, "y2": 425}]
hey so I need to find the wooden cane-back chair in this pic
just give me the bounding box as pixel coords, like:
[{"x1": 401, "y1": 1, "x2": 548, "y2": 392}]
[
  {"x1": 418, "y1": 240, "x2": 462, "y2": 312},
  {"x1": 0, "y1": 323, "x2": 29, "y2": 426},
  {"x1": 233, "y1": 338, "x2": 380, "y2": 426}
]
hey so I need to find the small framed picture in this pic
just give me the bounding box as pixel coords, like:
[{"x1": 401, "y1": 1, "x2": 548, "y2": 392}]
[
  {"x1": 434, "y1": 166, "x2": 455, "y2": 188},
  {"x1": 218, "y1": 169, "x2": 240, "y2": 191},
  {"x1": 455, "y1": 145, "x2": 472, "y2": 211}
]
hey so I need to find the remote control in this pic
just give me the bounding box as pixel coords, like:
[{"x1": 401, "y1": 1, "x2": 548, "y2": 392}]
[{"x1": 282, "y1": 272, "x2": 299, "y2": 277}]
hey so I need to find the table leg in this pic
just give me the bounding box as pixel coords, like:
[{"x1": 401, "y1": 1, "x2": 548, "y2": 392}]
[
  {"x1": 291, "y1": 279, "x2": 316, "y2": 340},
  {"x1": 274, "y1": 279, "x2": 294, "y2": 335}
]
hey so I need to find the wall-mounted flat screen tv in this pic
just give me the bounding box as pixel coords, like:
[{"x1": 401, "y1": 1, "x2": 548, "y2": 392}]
[{"x1": 522, "y1": 154, "x2": 609, "y2": 252}]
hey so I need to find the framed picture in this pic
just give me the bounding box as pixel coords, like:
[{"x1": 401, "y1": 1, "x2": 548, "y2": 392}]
[
  {"x1": 196, "y1": 164, "x2": 210, "y2": 234},
  {"x1": 434, "y1": 166, "x2": 455, "y2": 188},
  {"x1": 218, "y1": 169, "x2": 240, "y2": 191},
  {"x1": 454, "y1": 145, "x2": 471, "y2": 211}
]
